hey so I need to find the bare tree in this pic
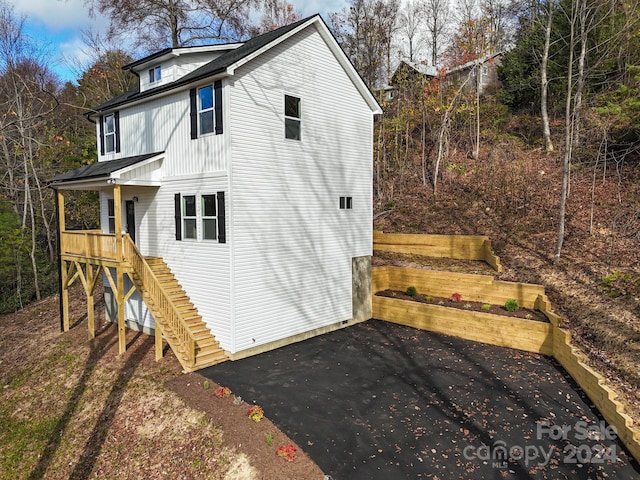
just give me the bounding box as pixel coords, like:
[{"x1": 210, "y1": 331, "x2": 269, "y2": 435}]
[
  {"x1": 424, "y1": 0, "x2": 451, "y2": 66},
  {"x1": 398, "y1": 0, "x2": 425, "y2": 62},
  {"x1": 85, "y1": 0, "x2": 261, "y2": 50},
  {"x1": 540, "y1": 0, "x2": 554, "y2": 153},
  {"x1": 258, "y1": 0, "x2": 300, "y2": 32},
  {"x1": 330, "y1": 0, "x2": 400, "y2": 88}
]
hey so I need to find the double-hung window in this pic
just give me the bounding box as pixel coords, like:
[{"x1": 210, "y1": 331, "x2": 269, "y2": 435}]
[
  {"x1": 182, "y1": 195, "x2": 197, "y2": 240},
  {"x1": 148, "y1": 65, "x2": 161, "y2": 83},
  {"x1": 107, "y1": 199, "x2": 115, "y2": 233},
  {"x1": 104, "y1": 114, "x2": 116, "y2": 153},
  {"x1": 202, "y1": 194, "x2": 217, "y2": 240},
  {"x1": 190, "y1": 81, "x2": 222, "y2": 139},
  {"x1": 198, "y1": 85, "x2": 215, "y2": 135},
  {"x1": 284, "y1": 94, "x2": 301, "y2": 140}
]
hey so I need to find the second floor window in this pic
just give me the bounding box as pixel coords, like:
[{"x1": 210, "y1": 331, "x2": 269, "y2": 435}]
[
  {"x1": 284, "y1": 94, "x2": 301, "y2": 140},
  {"x1": 148, "y1": 65, "x2": 161, "y2": 83},
  {"x1": 190, "y1": 80, "x2": 222, "y2": 139},
  {"x1": 198, "y1": 85, "x2": 215, "y2": 135},
  {"x1": 104, "y1": 114, "x2": 116, "y2": 153}
]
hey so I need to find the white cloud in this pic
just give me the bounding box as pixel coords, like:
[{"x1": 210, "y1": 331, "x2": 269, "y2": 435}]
[{"x1": 7, "y1": 0, "x2": 107, "y2": 32}]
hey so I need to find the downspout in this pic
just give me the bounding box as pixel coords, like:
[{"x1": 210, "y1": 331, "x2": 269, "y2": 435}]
[{"x1": 53, "y1": 187, "x2": 64, "y2": 332}]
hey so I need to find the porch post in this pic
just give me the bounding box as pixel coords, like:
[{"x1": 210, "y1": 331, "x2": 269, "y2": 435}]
[
  {"x1": 56, "y1": 189, "x2": 70, "y2": 332},
  {"x1": 155, "y1": 323, "x2": 163, "y2": 361},
  {"x1": 117, "y1": 265, "x2": 126, "y2": 354},
  {"x1": 87, "y1": 265, "x2": 95, "y2": 340},
  {"x1": 113, "y1": 183, "x2": 126, "y2": 354},
  {"x1": 113, "y1": 183, "x2": 122, "y2": 262}
]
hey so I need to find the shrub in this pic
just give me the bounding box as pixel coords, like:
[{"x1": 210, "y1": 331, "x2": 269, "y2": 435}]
[
  {"x1": 424, "y1": 295, "x2": 434, "y2": 302},
  {"x1": 464, "y1": 303, "x2": 472, "y2": 309},
  {"x1": 405, "y1": 286, "x2": 418, "y2": 297},
  {"x1": 247, "y1": 405, "x2": 264, "y2": 422},
  {"x1": 504, "y1": 299, "x2": 519, "y2": 312},
  {"x1": 265, "y1": 433, "x2": 274, "y2": 446},
  {"x1": 450, "y1": 292, "x2": 462, "y2": 302},
  {"x1": 481, "y1": 304, "x2": 491, "y2": 312}
]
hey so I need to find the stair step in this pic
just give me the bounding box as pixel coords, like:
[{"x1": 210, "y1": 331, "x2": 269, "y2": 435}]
[
  {"x1": 194, "y1": 351, "x2": 228, "y2": 368},
  {"x1": 196, "y1": 338, "x2": 220, "y2": 349}
]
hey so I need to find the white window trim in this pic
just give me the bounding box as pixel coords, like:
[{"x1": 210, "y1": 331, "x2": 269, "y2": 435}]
[
  {"x1": 201, "y1": 194, "x2": 218, "y2": 241},
  {"x1": 107, "y1": 198, "x2": 115, "y2": 233},
  {"x1": 149, "y1": 65, "x2": 161, "y2": 83},
  {"x1": 284, "y1": 93, "x2": 302, "y2": 141},
  {"x1": 182, "y1": 195, "x2": 197, "y2": 241},
  {"x1": 104, "y1": 113, "x2": 116, "y2": 154},
  {"x1": 181, "y1": 193, "x2": 220, "y2": 242},
  {"x1": 198, "y1": 85, "x2": 215, "y2": 136}
]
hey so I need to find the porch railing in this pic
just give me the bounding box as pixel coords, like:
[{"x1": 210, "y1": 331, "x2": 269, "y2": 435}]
[
  {"x1": 122, "y1": 235, "x2": 197, "y2": 369},
  {"x1": 61, "y1": 230, "x2": 118, "y2": 260}
]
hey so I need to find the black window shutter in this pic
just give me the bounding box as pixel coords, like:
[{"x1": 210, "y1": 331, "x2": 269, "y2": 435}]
[
  {"x1": 99, "y1": 115, "x2": 105, "y2": 155},
  {"x1": 217, "y1": 191, "x2": 226, "y2": 243},
  {"x1": 189, "y1": 88, "x2": 197, "y2": 139},
  {"x1": 214, "y1": 80, "x2": 223, "y2": 135},
  {"x1": 174, "y1": 193, "x2": 182, "y2": 241},
  {"x1": 114, "y1": 111, "x2": 121, "y2": 153}
]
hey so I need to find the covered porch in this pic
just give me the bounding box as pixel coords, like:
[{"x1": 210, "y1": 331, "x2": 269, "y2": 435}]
[{"x1": 52, "y1": 153, "x2": 166, "y2": 359}]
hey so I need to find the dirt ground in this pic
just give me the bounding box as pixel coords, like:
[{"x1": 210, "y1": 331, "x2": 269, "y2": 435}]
[{"x1": 0, "y1": 285, "x2": 323, "y2": 480}]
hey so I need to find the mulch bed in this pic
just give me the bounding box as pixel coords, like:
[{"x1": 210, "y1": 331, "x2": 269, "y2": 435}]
[
  {"x1": 165, "y1": 374, "x2": 324, "y2": 479},
  {"x1": 376, "y1": 289, "x2": 550, "y2": 323}
]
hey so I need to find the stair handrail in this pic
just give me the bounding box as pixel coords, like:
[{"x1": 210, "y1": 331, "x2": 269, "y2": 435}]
[{"x1": 122, "y1": 235, "x2": 197, "y2": 369}]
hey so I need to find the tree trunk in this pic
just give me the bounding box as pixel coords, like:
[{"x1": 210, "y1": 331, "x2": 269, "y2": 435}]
[
  {"x1": 553, "y1": 0, "x2": 577, "y2": 265},
  {"x1": 541, "y1": 0, "x2": 554, "y2": 154}
]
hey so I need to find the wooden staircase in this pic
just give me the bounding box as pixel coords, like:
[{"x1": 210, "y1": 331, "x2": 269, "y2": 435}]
[{"x1": 123, "y1": 236, "x2": 228, "y2": 371}]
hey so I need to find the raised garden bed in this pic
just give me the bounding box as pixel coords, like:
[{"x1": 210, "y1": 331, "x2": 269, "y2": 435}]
[{"x1": 376, "y1": 289, "x2": 549, "y2": 323}]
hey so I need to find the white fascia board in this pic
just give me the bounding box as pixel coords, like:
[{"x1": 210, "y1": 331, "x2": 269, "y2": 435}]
[
  {"x1": 51, "y1": 178, "x2": 112, "y2": 190},
  {"x1": 131, "y1": 44, "x2": 244, "y2": 72},
  {"x1": 109, "y1": 153, "x2": 165, "y2": 179}
]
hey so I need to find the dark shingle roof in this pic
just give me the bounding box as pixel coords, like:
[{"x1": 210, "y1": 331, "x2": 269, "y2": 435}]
[
  {"x1": 91, "y1": 15, "x2": 318, "y2": 114},
  {"x1": 51, "y1": 152, "x2": 164, "y2": 184}
]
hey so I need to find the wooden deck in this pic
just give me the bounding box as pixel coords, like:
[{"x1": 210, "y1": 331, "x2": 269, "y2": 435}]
[{"x1": 59, "y1": 229, "x2": 227, "y2": 371}]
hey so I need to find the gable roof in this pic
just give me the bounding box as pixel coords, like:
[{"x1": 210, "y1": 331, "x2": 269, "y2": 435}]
[
  {"x1": 90, "y1": 16, "x2": 381, "y2": 117},
  {"x1": 50, "y1": 152, "x2": 164, "y2": 186}
]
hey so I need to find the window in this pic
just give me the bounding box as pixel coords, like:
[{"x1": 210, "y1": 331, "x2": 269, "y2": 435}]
[
  {"x1": 284, "y1": 94, "x2": 301, "y2": 140},
  {"x1": 99, "y1": 112, "x2": 120, "y2": 155},
  {"x1": 202, "y1": 195, "x2": 218, "y2": 240},
  {"x1": 198, "y1": 85, "x2": 215, "y2": 135},
  {"x1": 148, "y1": 65, "x2": 161, "y2": 83},
  {"x1": 190, "y1": 81, "x2": 222, "y2": 139},
  {"x1": 339, "y1": 196, "x2": 353, "y2": 209},
  {"x1": 175, "y1": 192, "x2": 226, "y2": 243},
  {"x1": 107, "y1": 199, "x2": 115, "y2": 233},
  {"x1": 182, "y1": 195, "x2": 197, "y2": 239},
  {"x1": 104, "y1": 114, "x2": 116, "y2": 153}
]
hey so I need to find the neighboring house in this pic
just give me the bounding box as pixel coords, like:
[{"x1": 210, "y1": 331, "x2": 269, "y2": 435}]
[
  {"x1": 390, "y1": 53, "x2": 503, "y2": 96},
  {"x1": 51, "y1": 15, "x2": 382, "y2": 371}
]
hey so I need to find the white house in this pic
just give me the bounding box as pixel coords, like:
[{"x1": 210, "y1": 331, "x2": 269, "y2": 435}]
[{"x1": 51, "y1": 15, "x2": 382, "y2": 371}]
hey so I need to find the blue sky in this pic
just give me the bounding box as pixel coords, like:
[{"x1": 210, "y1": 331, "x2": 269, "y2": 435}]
[{"x1": 7, "y1": 0, "x2": 349, "y2": 84}]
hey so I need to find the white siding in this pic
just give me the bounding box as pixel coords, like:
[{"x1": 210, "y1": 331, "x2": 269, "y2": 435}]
[
  {"x1": 229, "y1": 25, "x2": 374, "y2": 352},
  {"x1": 98, "y1": 88, "x2": 229, "y2": 178},
  {"x1": 142, "y1": 176, "x2": 233, "y2": 351}
]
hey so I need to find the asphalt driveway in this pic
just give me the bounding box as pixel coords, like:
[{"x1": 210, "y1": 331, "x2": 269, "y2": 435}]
[{"x1": 202, "y1": 320, "x2": 639, "y2": 479}]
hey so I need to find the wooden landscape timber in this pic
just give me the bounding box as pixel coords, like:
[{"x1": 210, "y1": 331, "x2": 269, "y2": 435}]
[
  {"x1": 373, "y1": 230, "x2": 502, "y2": 272},
  {"x1": 372, "y1": 264, "x2": 640, "y2": 464}
]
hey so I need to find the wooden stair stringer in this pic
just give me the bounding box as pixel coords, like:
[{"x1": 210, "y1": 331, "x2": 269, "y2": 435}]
[{"x1": 127, "y1": 256, "x2": 229, "y2": 371}]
